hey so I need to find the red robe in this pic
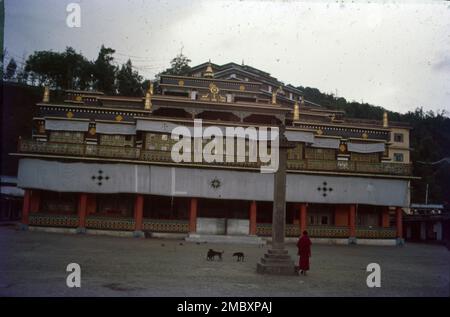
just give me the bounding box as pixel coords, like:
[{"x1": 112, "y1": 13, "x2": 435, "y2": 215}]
[{"x1": 297, "y1": 235, "x2": 312, "y2": 271}]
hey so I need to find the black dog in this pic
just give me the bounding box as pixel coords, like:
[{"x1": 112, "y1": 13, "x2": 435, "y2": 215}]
[
  {"x1": 233, "y1": 252, "x2": 245, "y2": 262},
  {"x1": 207, "y1": 249, "x2": 224, "y2": 261}
]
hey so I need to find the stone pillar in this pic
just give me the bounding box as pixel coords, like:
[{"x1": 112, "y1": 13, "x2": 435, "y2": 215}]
[
  {"x1": 249, "y1": 200, "x2": 257, "y2": 235},
  {"x1": 257, "y1": 124, "x2": 296, "y2": 275},
  {"x1": 133, "y1": 195, "x2": 144, "y2": 238},
  {"x1": 300, "y1": 203, "x2": 307, "y2": 234},
  {"x1": 189, "y1": 198, "x2": 198, "y2": 233},
  {"x1": 20, "y1": 189, "x2": 31, "y2": 230},
  {"x1": 77, "y1": 193, "x2": 87, "y2": 234},
  {"x1": 348, "y1": 204, "x2": 357, "y2": 244},
  {"x1": 396, "y1": 207, "x2": 404, "y2": 245}
]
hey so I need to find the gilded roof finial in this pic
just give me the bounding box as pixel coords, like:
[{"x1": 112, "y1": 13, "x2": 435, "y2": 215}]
[
  {"x1": 383, "y1": 111, "x2": 389, "y2": 128},
  {"x1": 43, "y1": 86, "x2": 50, "y2": 103},
  {"x1": 204, "y1": 61, "x2": 214, "y2": 78},
  {"x1": 144, "y1": 82, "x2": 153, "y2": 111},
  {"x1": 293, "y1": 100, "x2": 300, "y2": 121},
  {"x1": 271, "y1": 86, "x2": 284, "y2": 105}
]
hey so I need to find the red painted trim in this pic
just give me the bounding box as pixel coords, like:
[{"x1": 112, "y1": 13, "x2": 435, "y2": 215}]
[
  {"x1": 396, "y1": 207, "x2": 403, "y2": 238},
  {"x1": 22, "y1": 190, "x2": 31, "y2": 225},
  {"x1": 189, "y1": 198, "x2": 198, "y2": 233},
  {"x1": 300, "y1": 203, "x2": 307, "y2": 234},
  {"x1": 78, "y1": 193, "x2": 88, "y2": 228},
  {"x1": 349, "y1": 204, "x2": 356, "y2": 237},
  {"x1": 249, "y1": 201, "x2": 257, "y2": 235},
  {"x1": 134, "y1": 195, "x2": 144, "y2": 231}
]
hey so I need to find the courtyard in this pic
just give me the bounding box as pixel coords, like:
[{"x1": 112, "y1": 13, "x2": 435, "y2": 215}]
[{"x1": 0, "y1": 226, "x2": 448, "y2": 297}]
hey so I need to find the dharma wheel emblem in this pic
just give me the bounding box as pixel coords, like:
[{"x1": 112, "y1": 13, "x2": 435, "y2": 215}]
[
  {"x1": 317, "y1": 182, "x2": 333, "y2": 197},
  {"x1": 210, "y1": 177, "x2": 221, "y2": 190},
  {"x1": 91, "y1": 170, "x2": 110, "y2": 186}
]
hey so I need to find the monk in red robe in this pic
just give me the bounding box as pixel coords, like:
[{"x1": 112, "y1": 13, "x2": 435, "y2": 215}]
[{"x1": 297, "y1": 230, "x2": 312, "y2": 276}]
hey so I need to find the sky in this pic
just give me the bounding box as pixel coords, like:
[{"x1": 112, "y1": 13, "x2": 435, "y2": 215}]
[{"x1": 4, "y1": 0, "x2": 450, "y2": 114}]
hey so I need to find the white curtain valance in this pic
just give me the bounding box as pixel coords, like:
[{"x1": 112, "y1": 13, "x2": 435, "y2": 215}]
[
  {"x1": 285, "y1": 130, "x2": 315, "y2": 143},
  {"x1": 311, "y1": 138, "x2": 340, "y2": 149},
  {"x1": 95, "y1": 122, "x2": 136, "y2": 135},
  {"x1": 45, "y1": 119, "x2": 89, "y2": 132},
  {"x1": 347, "y1": 142, "x2": 385, "y2": 153},
  {"x1": 136, "y1": 120, "x2": 278, "y2": 140}
]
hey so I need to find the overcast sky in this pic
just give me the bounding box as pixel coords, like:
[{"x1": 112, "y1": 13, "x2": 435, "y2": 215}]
[{"x1": 4, "y1": 0, "x2": 450, "y2": 114}]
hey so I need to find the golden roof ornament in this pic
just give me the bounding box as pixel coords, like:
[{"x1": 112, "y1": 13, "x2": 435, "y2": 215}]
[
  {"x1": 204, "y1": 61, "x2": 214, "y2": 78},
  {"x1": 383, "y1": 111, "x2": 388, "y2": 128},
  {"x1": 271, "y1": 86, "x2": 284, "y2": 105},
  {"x1": 144, "y1": 82, "x2": 153, "y2": 111},
  {"x1": 293, "y1": 100, "x2": 300, "y2": 121},
  {"x1": 43, "y1": 86, "x2": 50, "y2": 103}
]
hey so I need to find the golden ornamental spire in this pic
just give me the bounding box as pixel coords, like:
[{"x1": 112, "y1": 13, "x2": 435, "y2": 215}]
[
  {"x1": 144, "y1": 82, "x2": 153, "y2": 111},
  {"x1": 383, "y1": 111, "x2": 388, "y2": 128},
  {"x1": 271, "y1": 86, "x2": 284, "y2": 105},
  {"x1": 204, "y1": 61, "x2": 214, "y2": 78},
  {"x1": 43, "y1": 86, "x2": 50, "y2": 103},
  {"x1": 293, "y1": 100, "x2": 300, "y2": 121}
]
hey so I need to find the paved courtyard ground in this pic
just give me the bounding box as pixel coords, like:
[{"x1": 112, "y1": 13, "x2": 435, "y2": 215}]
[{"x1": 0, "y1": 226, "x2": 449, "y2": 297}]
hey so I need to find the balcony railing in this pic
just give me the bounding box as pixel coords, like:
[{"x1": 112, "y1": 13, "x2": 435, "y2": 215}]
[{"x1": 18, "y1": 139, "x2": 412, "y2": 176}]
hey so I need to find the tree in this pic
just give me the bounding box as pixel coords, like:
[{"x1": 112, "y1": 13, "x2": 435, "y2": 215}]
[
  {"x1": 93, "y1": 45, "x2": 117, "y2": 94},
  {"x1": 160, "y1": 53, "x2": 191, "y2": 76},
  {"x1": 4, "y1": 58, "x2": 17, "y2": 80},
  {"x1": 116, "y1": 59, "x2": 143, "y2": 96},
  {"x1": 24, "y1": 47, "x2": 91, "y2": 89}
]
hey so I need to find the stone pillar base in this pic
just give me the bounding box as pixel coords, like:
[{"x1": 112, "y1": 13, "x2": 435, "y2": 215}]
[
  {"x1": 396, "y1": 238, "x2": 405, "y2": 246},
  {"x1": 256, "y1": 249, "x2": 296, "y2": 275},
  {"x1": 133, "y1": 230, "x2": 145, "y2": 238},
  {"x1": 18, "y1": 224, "x2": 29, "y2": 231},
  {"x1": 76, "y1": 227, "x2": 86, "y2": 234},
  {"x1": 348, "y1": 237, "x2": 357, "y2": 245}
]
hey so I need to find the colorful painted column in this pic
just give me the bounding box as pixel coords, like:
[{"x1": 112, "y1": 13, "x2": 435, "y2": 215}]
[
  {"x1": 249, "y1": 200, "x2": 257, "y2": 235},
  {"x1": 20, "y1": 189, "x2": 31, "y2": 230},
  {"x1": 189, "y1": 198, "x2": 198, "y2": 233},
  {"x1": 133, "y1": 195, "x2": 144, "y2": 238},
  {"x1": 77, "y1": 193, "x2": 88, "y2": 233},
  {"x1": 348, "y1": 204, "x2": 357, "y2": 244},
  {"x1": 396, "y1": 207, "x2": 404, "y2": 245},
  {"x1": 299, "y1": 203, "x2": 307, "y2": 234}
]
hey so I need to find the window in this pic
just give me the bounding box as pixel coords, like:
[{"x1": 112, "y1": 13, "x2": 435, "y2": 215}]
[
  {"x1": 321, "y1": 216, "x2": 329, "y2": 225},
  {"x1": 394, "y1": 133, "x2": 404, "y2": 143},
  {"x1": 394, "y1": 153, "x2": 404, "y2": 162}
]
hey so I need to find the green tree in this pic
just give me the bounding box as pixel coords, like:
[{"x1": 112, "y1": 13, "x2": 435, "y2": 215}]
[
  {"x1": 25, "y1": 47, "x2": 91, "y2": 89},
  {"x1": 160, "y1": 53, "x2": 191, "y2": 76},
  {"x1": 93, "y1": 45, "x2": 117, "y2": 94},
  {"x1": 116, "y1": 59, "x2": 143, "y2": 96},
  {"x1": 4, "y1": 58, "x2": 17, "y2": 80}
]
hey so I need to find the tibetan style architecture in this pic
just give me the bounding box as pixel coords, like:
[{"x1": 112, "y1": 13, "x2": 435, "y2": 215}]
[{"x1": 12, "y1": 62, "x2": 414, "y2": 244}]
